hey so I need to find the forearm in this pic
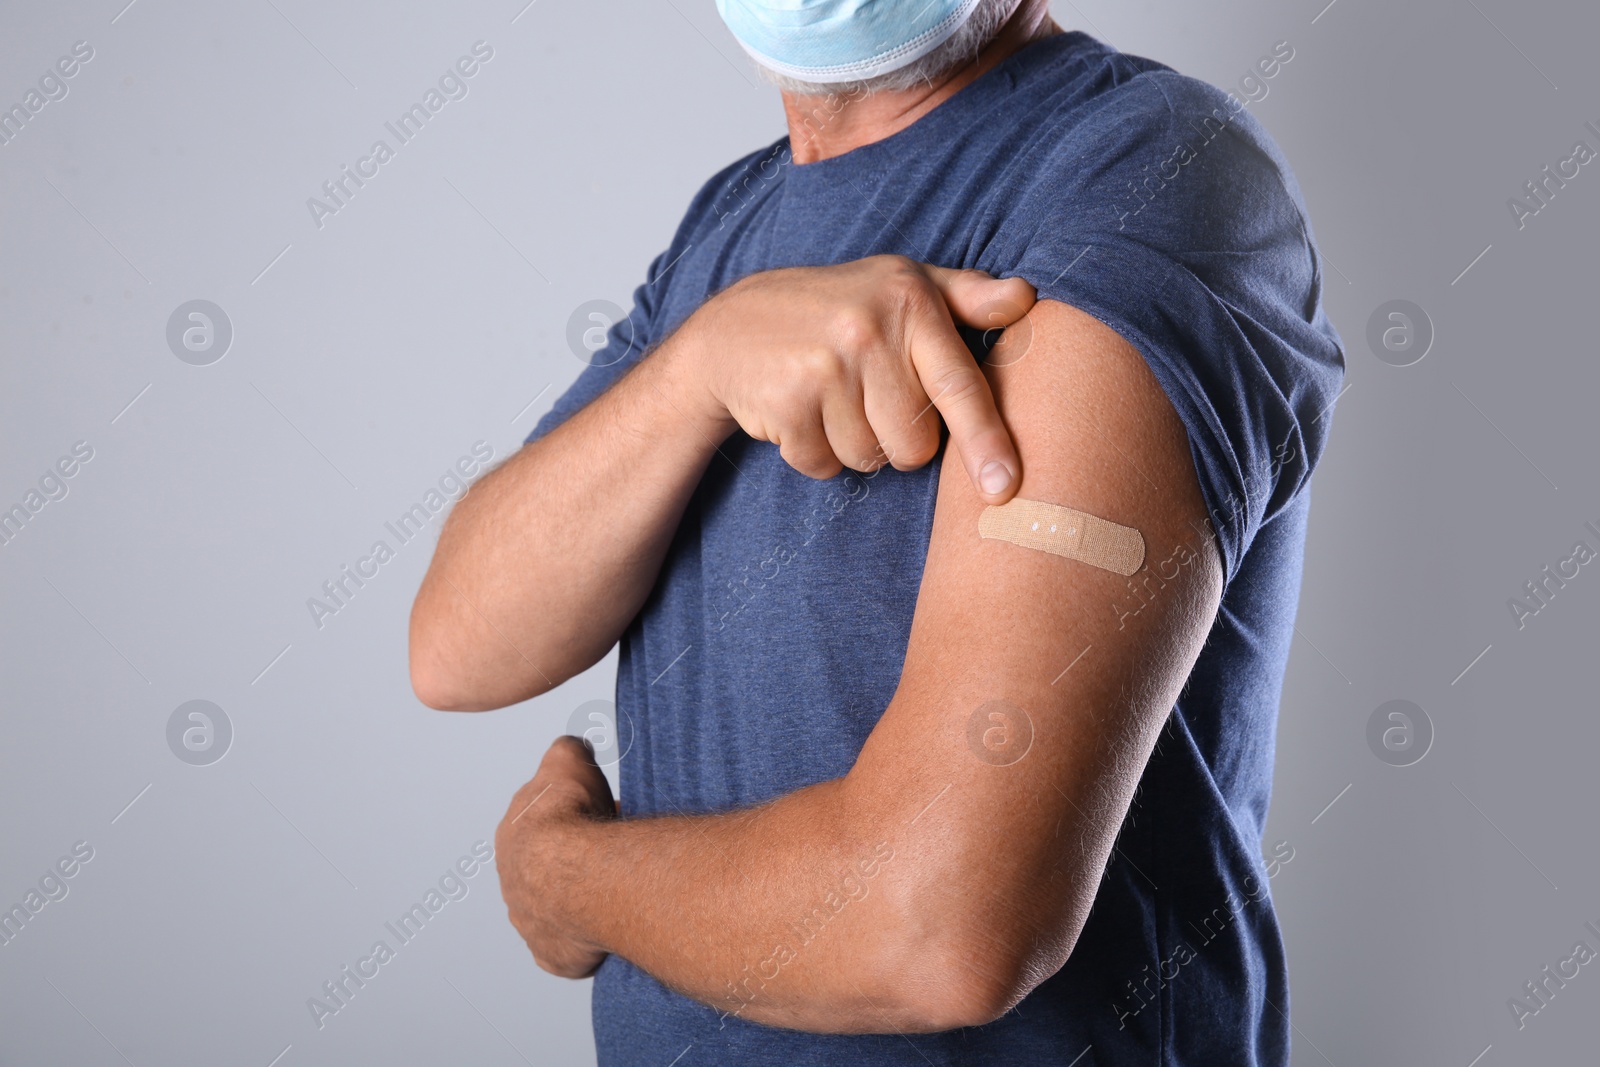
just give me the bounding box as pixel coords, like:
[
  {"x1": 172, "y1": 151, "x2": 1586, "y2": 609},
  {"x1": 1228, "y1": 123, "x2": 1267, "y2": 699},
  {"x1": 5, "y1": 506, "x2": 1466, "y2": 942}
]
[
  {"x1": 410, "y1": 331, "x2": 733, "y2": 710},
  {"x1": 412, "y1": 258, "x2": 1037, "y2": 711},
  {"x1": 541, "y1": 774, "x2": 995, "y2": 1034},
  {"x1": 496, "y1": 300, "x2": 1227, "y2": 1037}
]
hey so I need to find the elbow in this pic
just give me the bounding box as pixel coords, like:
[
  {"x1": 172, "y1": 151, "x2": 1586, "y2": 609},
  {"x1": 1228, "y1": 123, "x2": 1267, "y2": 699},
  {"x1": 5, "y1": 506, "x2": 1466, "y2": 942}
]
[
  {"x1": 409, "y1": 658, "x2": 473, "y2": 712},
  {"x1": 408, "y1": 603, "x2": 498, "y2": 712},
  {"x1": 872, "y1": 913, "x2": 1074, "y2": 1032},
  {"x1": 890, "y1": 984, "x2": 1014, "y2": 1034},
  {"x1": 410, "y1": 649, "x2": 531, "y2": 712},
  {"x1": 408, "y1": 641, "x2": 479, "y2": 712},
  {"x1": 831, "y1": 791, "x2": 1084, "y2": 1031},
  {"x1": 407, "y1": 599, "x2": 568, "y2": 711},
  {"x1": 889, "y1": 950, "x2": 1040, "y2": 1032}
]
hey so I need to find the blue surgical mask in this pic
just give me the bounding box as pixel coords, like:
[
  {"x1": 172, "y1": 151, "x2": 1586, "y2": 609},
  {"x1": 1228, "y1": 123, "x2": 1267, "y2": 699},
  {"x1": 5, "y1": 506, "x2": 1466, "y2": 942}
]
[{"x1": 715, "y1": 0, "x2": 986, "y2": 84}]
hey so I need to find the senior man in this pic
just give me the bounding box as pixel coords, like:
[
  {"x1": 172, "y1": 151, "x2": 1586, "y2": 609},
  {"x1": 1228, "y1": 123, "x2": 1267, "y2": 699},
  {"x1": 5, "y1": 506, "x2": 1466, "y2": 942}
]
[{"x1": 410, "y1": 0, "x2": 1344, "y2": 1062}]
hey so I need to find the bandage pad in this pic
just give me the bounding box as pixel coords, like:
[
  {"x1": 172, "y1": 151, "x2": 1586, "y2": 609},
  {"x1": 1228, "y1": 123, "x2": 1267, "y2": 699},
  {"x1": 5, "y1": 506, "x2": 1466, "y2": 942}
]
[{"x1": 978, "y1": 499, "x2": 1145, "y2": 576}]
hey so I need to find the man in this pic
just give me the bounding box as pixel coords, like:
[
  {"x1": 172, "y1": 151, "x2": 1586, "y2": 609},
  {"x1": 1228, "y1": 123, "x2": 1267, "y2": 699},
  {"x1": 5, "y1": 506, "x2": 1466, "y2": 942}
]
[{"x1": 410, "y1": 0, "x2": 1344, "y2": 1062}]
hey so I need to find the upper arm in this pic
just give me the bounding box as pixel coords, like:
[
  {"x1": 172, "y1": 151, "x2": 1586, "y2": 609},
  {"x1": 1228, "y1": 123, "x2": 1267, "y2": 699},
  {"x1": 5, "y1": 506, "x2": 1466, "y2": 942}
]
[{"x1": 844, "y1": 297, "x2": 1224, "y2": 1017}]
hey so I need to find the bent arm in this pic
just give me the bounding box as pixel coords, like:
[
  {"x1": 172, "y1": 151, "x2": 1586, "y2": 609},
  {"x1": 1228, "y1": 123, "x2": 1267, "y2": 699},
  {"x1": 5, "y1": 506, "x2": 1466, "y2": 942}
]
[
  {"x1": 412, "y1": 258, "x2": 1032, "y2": 711},
  {"x1": 505, "y1": 300, "x2": 1226, "y2": 1031},
  {"x1": 410, "y1": 332, "x2": 733, "y2": 711}
]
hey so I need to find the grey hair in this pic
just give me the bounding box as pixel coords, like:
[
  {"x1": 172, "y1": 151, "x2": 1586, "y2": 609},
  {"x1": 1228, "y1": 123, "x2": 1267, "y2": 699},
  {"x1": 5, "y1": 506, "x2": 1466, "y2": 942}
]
[{"x1": 752, "y1": 0, "x2": 1023, "y2": 96}]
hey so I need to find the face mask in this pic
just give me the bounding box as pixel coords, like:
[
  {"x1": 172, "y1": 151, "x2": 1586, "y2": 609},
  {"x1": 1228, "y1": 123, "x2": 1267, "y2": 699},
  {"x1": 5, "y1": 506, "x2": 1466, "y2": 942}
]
[{"x1": 715, "y1": 0, "x2": 986, "y2": 84}]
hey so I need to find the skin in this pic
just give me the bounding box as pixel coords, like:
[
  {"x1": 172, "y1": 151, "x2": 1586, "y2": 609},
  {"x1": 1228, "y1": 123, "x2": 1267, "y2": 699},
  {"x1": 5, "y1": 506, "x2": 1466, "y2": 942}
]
[
  {"x1": 781, "y1": 0, "x2": 1061, "y2": 164},
  {"x1": 493, "y1": 300, "x2": 1223, "y2": 1031},
  {"x1": 409, "y1": 258, "x2": 1035, "y2": 711},
  {"x1": 414, "y1": 0, "x2": 1227, "y2": 1034}
]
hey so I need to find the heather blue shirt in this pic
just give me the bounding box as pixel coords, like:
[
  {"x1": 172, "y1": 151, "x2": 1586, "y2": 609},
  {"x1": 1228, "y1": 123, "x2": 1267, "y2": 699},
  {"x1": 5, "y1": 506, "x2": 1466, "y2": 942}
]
[{"x1": 530, "y1": 32, "x2": 1344, "y2": 1067}]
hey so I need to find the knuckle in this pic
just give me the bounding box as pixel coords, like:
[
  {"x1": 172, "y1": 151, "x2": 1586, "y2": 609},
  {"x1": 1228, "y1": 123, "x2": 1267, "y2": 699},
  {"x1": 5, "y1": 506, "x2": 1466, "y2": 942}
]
[
  {"x1": 788, "y1": 348, "x2": 847, "y2": 397},
  {"x1": 861, "y1": 254, "x2": 927, "y2": 295},
  {"x1": 930, "y1": 367, "x2": 986, "y2": 409},
  {"x1": 781, "y1": 442, "x2": 840, "y2": 480},
  {"x1": 907, "y1": 437, "x2": 941, "y2": 467},
  {"x1": 831, "y1": 310, "x2": 880, "y2": 355},
  {"x1": 892, "y1": 430, "x2": 940, "y2": 469},
  {"x1": 886, "y1": 266, "x2": 933, "y2": 306},
  {"x1": 869, "y1": 253, "x2": 917, "y2": 274}
]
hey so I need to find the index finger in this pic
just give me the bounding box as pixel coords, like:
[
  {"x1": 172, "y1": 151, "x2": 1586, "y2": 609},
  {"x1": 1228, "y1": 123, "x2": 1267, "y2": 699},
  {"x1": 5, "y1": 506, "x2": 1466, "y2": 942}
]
[{"x1": 905, "y1": 304, "x2": 1022, "y2": 505}]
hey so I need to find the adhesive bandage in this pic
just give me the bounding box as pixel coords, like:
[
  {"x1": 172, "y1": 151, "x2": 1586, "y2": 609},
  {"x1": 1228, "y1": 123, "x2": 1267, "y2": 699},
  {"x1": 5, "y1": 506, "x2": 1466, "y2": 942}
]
[{"x1": 978, "y1": 499, "x2": 1146, "y2": 575}]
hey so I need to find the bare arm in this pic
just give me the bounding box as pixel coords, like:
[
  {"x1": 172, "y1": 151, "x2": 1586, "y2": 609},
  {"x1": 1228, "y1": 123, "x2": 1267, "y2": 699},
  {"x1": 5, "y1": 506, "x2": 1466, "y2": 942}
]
[
  {"x1": 410, "y1": 257, "x2": 1034, "y2": 711},
  {"x1": 409, "y1": 335, "x2": 728, "y2": 711},
  {"x1": 495, "y1": 299, "x2": 1227, "y2": 1031}
]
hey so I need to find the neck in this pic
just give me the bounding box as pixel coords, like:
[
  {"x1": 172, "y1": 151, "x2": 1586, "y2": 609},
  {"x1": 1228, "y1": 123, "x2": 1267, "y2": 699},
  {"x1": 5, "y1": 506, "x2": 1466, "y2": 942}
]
[{"x1": 779, "y1": 2, "x2": 1061, "y2": 164}]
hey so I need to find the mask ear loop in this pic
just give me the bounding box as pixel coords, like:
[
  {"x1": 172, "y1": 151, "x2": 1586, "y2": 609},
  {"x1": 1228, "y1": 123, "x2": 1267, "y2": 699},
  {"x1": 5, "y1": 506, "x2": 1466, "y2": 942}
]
[{"x1": 978, "y1": 499, "x2": 1146, "y2": 575}]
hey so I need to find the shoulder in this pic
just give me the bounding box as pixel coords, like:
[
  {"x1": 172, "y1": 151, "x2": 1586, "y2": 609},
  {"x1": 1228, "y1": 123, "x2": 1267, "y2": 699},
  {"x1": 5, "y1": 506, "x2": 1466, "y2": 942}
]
[
  {"x1": 1019, "y1": 53, "x2": 1313, "y2": 251},
  {"x1": 673, "y1": 137, "x2": 792, "y2": 242},
  {"x1": 993, "y1": 44, "x2": 1345, "y2": 580}
]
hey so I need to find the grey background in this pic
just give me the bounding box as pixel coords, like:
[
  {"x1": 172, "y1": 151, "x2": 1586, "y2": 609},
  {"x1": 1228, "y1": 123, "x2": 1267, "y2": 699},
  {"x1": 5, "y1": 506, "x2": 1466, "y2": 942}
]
[{"x1": 1, "y1": 0, "x2": 1595, "y2": 1063}]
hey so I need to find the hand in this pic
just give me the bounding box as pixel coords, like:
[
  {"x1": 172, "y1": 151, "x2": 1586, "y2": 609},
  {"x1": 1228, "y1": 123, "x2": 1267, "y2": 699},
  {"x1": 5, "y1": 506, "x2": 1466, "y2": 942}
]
[
  {"x1": 494, "y1": 736, "x2": 618, "y2": 978},
  {"x1": 683, "y1": 255, "x2": 1036, "y2": 503}
]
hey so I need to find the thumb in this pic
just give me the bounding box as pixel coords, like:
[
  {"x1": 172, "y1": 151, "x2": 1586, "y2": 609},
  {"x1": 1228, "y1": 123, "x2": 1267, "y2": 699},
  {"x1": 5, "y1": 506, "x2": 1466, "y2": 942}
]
[
  {"x1": 543, "y1": 735, "x2": 616, "y2": 813},
  {"x1": 925, "y1": 268, "x2": 1037, "y2": 332}
]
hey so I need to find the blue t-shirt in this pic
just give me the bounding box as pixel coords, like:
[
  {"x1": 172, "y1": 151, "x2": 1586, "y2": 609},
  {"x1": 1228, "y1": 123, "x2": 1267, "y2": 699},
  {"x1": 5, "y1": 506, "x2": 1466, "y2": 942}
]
[{"x1": 529, "y1": 31, "x2": 1344, "y2": 1067}]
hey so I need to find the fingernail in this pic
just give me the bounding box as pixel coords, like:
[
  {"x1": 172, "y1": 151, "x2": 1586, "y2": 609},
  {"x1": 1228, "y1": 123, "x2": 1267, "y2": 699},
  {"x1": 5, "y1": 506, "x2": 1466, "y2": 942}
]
[{"x1": 980, "y1": 461, "x2": 1012, "y2": 495}]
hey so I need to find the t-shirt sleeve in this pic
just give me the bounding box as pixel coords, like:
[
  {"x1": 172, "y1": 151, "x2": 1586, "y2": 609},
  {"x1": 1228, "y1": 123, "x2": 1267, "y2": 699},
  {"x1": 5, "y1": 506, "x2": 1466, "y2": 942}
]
[
  {"x1": 524, "y1": 247, "x2": 674, "y2": 446},
  {"x1": 992, "y1": 70, "x2": 1345, "y2": 586}
]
